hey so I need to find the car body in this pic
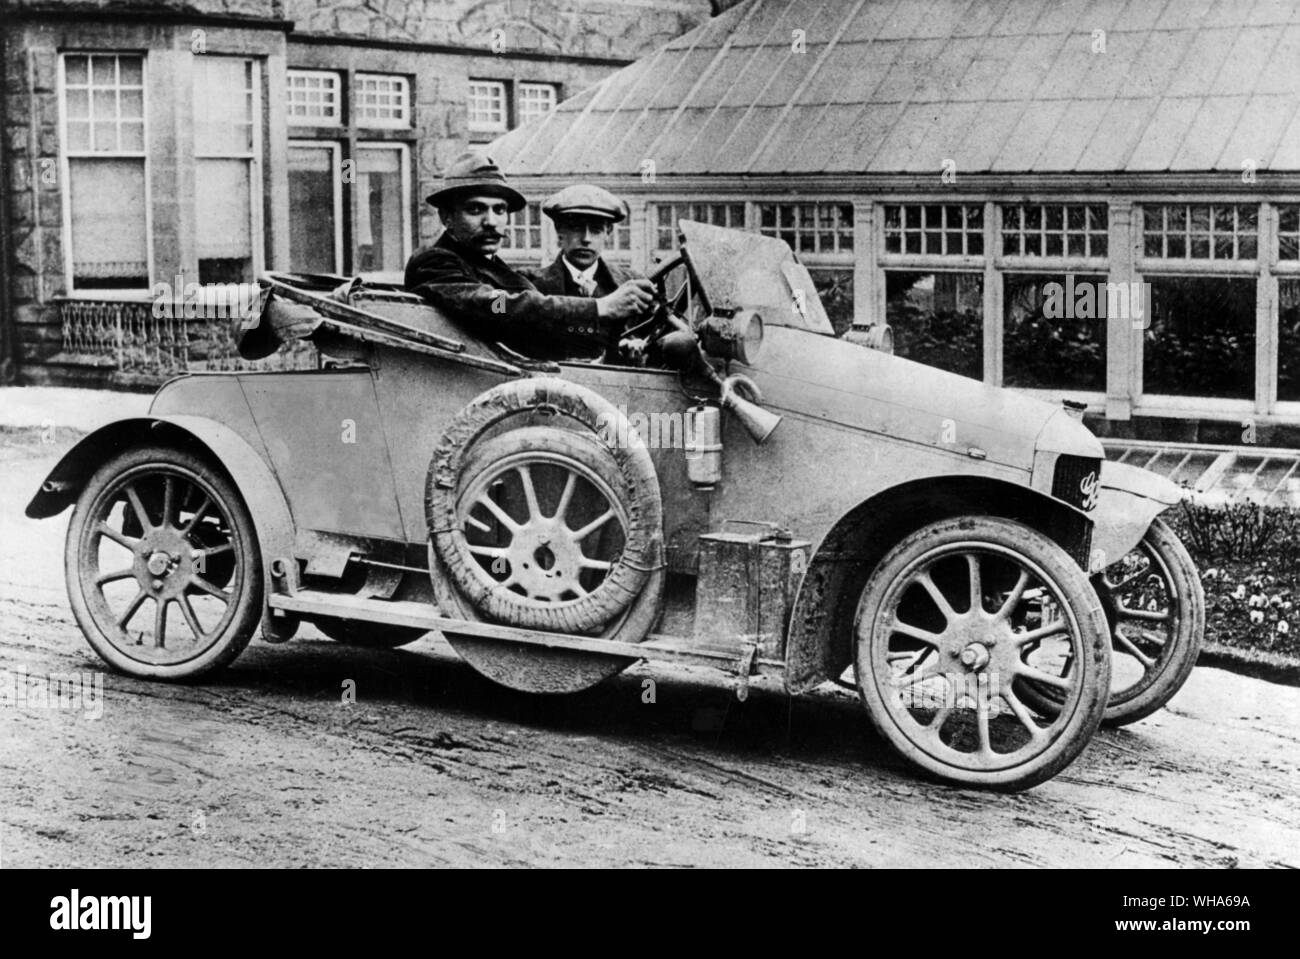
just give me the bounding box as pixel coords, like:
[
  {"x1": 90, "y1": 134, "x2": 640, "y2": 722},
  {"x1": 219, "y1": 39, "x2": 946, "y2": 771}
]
[{"x1": 28, "y1": 221, "x2": 1200, "y2": 789}]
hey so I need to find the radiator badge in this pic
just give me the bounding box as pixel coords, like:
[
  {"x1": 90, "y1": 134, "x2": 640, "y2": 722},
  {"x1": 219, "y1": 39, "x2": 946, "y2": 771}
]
[{"x1": 1079, "y1": 471, "x2": 1100, "y2": 511}]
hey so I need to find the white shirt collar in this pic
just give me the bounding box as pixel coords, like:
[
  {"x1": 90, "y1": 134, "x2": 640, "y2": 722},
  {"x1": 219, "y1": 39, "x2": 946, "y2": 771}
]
[{"x1": 562, "y1": 256, "x2": 599, "y2": 288}]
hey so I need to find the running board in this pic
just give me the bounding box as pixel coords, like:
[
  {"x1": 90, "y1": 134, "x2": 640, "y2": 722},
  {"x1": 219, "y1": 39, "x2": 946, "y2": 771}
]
[{"x1": 269, "y1": 589, "x2": 785, "y2": 677}]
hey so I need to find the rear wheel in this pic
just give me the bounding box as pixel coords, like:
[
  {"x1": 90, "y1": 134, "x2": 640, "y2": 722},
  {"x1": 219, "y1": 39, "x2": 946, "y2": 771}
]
[
  {"x1": 853, "y1": 516, "x2": 1110, "y2": 790},
  {"x1": 65, "y1": 445, "x2": 263, "y2": 680}
]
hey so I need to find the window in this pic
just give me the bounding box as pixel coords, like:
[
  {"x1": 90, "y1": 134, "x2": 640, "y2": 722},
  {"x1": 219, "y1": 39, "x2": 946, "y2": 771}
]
[
  {"x1": 1281, "y1": 279, "x2": 1300, "y2": 402},
  {"x1": 288, "y1": 142, "x2": 342, "y2": 274},
  {"x1": 1279, "y1": 204, "x2": 1299, "y2": 262},
  {"x1": 612, "y1": 218, "x2": 632, "y2": 255},
  {"x1": 1142, "y1": 204, "x2": 1258, "y2": 260},
  {"x1": 288, "y1": 70, "x2": 341, "y2": 125},
  {"x1": 884, "y1": 204, "x2": 983, "y2": 256},
  {"x1": 61, "y1": 53, "x2": 149, "y2": 290},
  {"x1": 1003, "y1": 273, "x2": 1107, "y2": 391},
  {"x1": 759, "y1": 202, "x2": 853, "y2": 254},
  {"x1": 809, "y1": 269, "x2": 855, "y2": 336},
  {"x1": 193, "y1": 57, "x2": 260, "y2": 283},
  {"x1": 886, "y1": 272, "x2": 984, "y2": 379},
  {"x1": 502, "y1": 201, "x2": 543, "y2": 253},
  {"x1": 517, "y1": 82, "x2": 557, "y2": 125},
  {"x1": 653, "y1": 202, "x2": 745, "y2": 250},
  {"x1": 1143, "y1": 277, "x2": 1256, "y2": 399},
  {"x1": 355, "y1": 143, "x2": 411, "y2": 272},
  {"x1": 356, "y1": 74, "x2": 409, "y2": 129},
  {"x1": 1001, "y1": 204, "x2": 1107, "y2": 258},
  {"x1": 468, "y1": 80, "x2": 507, "y2": 133}
]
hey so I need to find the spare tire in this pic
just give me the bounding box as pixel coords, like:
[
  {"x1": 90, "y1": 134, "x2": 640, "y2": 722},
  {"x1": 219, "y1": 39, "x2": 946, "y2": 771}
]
[{"x1": 426, "y1": 378, "x2": 664, "y2": 635}]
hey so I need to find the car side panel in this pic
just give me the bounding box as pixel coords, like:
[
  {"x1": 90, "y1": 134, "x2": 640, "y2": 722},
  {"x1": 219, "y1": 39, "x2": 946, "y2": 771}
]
[
  {"x1": 368, "y1": 346, "x2": 522, "y2": 545},
  {"x1": 238, "y1": 370, "x2": 406, "y2": 541},
  {"x1": 155, "y1": 370, "x2": 407, "y2": 543}
]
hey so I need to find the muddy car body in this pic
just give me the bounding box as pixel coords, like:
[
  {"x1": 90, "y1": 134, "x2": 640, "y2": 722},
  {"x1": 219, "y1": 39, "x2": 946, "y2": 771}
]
[{"x1": 28, "y1": 221, "x2": 1202, "y2": 790}]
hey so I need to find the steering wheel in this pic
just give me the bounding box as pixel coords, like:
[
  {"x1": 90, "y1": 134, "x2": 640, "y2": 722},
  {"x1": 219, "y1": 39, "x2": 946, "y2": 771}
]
[{"x1": 616, "y1": 251, "x2": 706, "y2": 361}]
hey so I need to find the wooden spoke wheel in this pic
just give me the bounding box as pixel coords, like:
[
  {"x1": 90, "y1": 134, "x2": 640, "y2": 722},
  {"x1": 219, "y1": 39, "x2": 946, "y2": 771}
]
[
  {"x1": 853, "y1": 516, "x2": 1111, "y2": 790},
  {"x1": 65, "y1": 446, "x2": 263, "y2": 680}
]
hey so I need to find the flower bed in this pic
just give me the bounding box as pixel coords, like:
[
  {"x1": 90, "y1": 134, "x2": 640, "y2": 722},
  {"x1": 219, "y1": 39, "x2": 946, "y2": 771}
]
[{"x1": 1163, "y1": 503, "x2": 1300, "y2": 677}]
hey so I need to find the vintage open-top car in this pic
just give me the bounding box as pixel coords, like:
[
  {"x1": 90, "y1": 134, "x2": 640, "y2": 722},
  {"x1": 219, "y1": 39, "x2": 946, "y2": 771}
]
[{"x1": 28, "y1": 221, "x2": 1204, "y2": 790}]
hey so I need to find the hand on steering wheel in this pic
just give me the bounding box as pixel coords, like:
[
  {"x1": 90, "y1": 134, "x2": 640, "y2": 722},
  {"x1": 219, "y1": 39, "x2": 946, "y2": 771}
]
[{"x1": 619, "y1": 255, "x2": 696, "y2": 347}]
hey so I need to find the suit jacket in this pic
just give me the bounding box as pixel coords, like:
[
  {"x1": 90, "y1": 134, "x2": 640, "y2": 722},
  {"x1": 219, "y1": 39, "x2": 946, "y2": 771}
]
[
  {"x1": 404, "y1": 233, "x2": 606, "y2": 362},
  {"x1": 526, "y1": 254, "x2": 637, "y2": 300}
]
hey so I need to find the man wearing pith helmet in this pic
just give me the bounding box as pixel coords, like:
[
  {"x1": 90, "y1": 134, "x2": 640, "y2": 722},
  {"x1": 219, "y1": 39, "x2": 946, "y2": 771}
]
[
  {"x1": 404, "y1": 152, "x2": 655, "y2": 362},
  {"x1": 527, "y1": 184, "x2": 639, "y2": 306}
]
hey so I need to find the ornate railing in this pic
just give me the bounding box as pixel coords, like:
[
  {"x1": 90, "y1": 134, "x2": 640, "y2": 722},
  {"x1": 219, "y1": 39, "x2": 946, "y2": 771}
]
[{"x1": 56, "y1": 291, "x2": 318, "y2": 380}]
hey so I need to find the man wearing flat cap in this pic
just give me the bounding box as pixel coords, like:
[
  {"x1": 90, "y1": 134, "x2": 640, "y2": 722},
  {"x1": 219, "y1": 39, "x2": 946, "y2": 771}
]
[
  {"x1": 404, "y1": 152, "x2": 654, "y2": 362},
  {"x1": 526, "y1": 185, "x2": 639, "y2": 308}
]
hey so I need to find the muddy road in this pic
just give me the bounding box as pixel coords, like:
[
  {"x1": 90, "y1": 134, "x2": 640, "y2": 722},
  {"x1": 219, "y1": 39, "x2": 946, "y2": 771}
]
[{"x1": 2, "y1": 428, "x2": 1297, "y2": 868}]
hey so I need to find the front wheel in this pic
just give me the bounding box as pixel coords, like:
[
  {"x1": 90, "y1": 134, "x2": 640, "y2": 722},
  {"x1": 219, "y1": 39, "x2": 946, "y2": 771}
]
[
  {"x1": 853, "y1": 516, "x2": 1111, "y2": 791},
  {"x1": 65, "y1": 445, "x2": 263, "y2": 680}
]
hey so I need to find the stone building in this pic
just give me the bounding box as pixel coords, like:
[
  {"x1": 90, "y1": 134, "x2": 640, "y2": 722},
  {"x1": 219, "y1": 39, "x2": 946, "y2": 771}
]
[
  {"x1": 1, "y1": 0, "x2": 713, "y2": 385},
  {"x1": 491, "y1": 0, "x2": 1300, "y2": 449}
]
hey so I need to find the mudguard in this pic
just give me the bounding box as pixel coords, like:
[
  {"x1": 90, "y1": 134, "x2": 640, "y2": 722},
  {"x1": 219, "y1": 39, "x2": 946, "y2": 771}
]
[
  {"x1": 1088, "y1": 460, "x2": 1183, "y2": 572},
  {"x1": 26, "y1": 415, "x2": 300, "y2": 593}
]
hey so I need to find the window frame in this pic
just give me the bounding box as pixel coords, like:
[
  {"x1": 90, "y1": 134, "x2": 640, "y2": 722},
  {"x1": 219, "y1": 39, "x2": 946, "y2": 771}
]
[
  {"x1": 998, "y1": 201, "x2": 1109, "y2": 264},
  {"x1": 757, "y1": 200, "x2": 856, "y2": 259},
  {"x1": 1138, "y1": 202, "x2": 1261, "y2": 269},
  {"x1": 1129, "y1": 200, "x2": 1264, "y2": 417},
  {"x1": 516, "y1": 81, "x2": 558, "y2": 126},
  {"x1": 881, "y1": 202, "x2": 985, "y2": 261},
  {"x1": 500, "y1": 200, "x2": 545, "y2": 258},
  {"x1": 467, "y1": 79, "x2": 508, "y2": 134},
  {"x1": 353, "y1": 140, "x2": 413, "y2": 277},
  {"x1": 287, "y1": 139, "x2": 344, "y2": 275},
  {"x1": 58, "y1": 51, "x2": 154, "y2": 296},
  {"x1": 287, "y1": 69, "x2": 343, "y2": 127},
  {"x1": 1271, "y1": 203, "x2": 1300, "y2": 271},
  {"x1": 649, "y1": 199, "x2": 749, "y2": 255},
  {"x1": 355, "y1": 73, "x2": 410, "y2": 130},
  {"x1": 192, "y1": 55, "x2": 264, "y2": 280}
]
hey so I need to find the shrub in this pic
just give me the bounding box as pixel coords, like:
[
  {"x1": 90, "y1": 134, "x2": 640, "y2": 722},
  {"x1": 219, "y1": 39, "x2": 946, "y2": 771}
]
[{"x1": 1179, "y1": 500, "x2": 1299, "y2": 562}]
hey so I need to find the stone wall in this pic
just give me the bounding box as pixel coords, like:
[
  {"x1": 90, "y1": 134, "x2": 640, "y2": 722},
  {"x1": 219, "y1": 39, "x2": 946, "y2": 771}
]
[
  {"x1": 6, "y1": 26, "x2": 68, "y2": 379},
  {"x1": 285, "y1": 0, "x2": 712, "y2": 60},
  {"x1": 11, "y1": 0, "x2": 286, "y2": 19}
]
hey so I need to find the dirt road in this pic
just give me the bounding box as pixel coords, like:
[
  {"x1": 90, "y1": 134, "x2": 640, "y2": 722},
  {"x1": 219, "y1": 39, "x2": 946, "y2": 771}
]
[{"x1": 2, "y1": 427, "x2": 1297, "y2": 868}]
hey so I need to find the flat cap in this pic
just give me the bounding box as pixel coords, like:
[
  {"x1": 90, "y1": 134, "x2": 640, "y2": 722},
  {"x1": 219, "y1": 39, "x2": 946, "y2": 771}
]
[
  {"x1": 542, "y1": 184, "x2": 627, "y2": 223},
  {"x1": 427, "y1": 151, "x2": 526, "y2": 212}
]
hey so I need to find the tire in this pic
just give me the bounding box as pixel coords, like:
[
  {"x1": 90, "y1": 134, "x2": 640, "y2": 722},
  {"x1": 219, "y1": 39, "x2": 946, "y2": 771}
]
[
  {"x1": 425, "y1": 378, "x2": 666, "y2": 694},
  {"x1": 852, "y1": 516, "x2": 1111, "y2": 791},
  {"x1": 65, "y1": 444, "x2": 263, "y2": 680},
  {"x1": 426, "y1": 378, "x2": 663, "y2": 634},
  {"x1": 1023, "y1": 519, "x2": 1205, "y2": 727},
  {"x1": 429, "y1": 425, "x2": 665, "y2": 693},
  {"x1": 312, "y1": 617, "x2": 426, "y2": 649}
]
